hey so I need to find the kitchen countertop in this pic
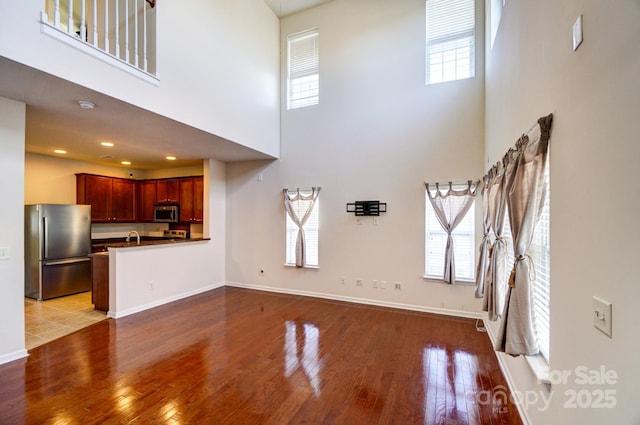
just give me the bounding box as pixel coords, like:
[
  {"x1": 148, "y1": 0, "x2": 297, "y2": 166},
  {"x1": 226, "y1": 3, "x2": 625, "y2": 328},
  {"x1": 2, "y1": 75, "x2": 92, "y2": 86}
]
[{"x1": 92, "y1": 237, "x2": 209, "y2": 252}]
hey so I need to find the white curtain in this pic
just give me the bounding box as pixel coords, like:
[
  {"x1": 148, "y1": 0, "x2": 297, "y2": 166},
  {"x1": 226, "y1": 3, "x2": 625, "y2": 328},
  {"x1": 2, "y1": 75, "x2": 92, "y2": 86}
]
[
  {"x1": 283, "y1": 187, "x2": 321, "y2": 268},
  {"x1": 474, "y1": 176, "x2": 492, "y2": 299},
  {"x1": 425, "y1": 181, "x2": 478, "y2": 284},
  {"x1": 496, "y1": 114, "x2": 552, "y2": 356},
  {"x1": 482, "y1": 151, "x2": 516, "y2": 321}
]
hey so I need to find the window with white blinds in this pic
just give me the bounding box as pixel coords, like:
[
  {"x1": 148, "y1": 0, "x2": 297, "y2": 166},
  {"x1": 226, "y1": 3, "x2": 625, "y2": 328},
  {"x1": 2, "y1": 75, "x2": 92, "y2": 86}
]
[
  {"x1": 502, "y1": 161, "x2": 550, "y2": 361},
  {"x1": 424, "y1": 193, "x2": 476, "y2": 281},
  {"x1": 425, "y1": 0, "x2": 475, "y2": 84},
  {"x1": 285, "y1": 196, "x2": 319, "y2": 267},
  {"x1": 287, "y1": 28, "x2": 319, "y2": 110},
  {"x1": 529, "y1": 160, "x2": 551, "y2": 361}
]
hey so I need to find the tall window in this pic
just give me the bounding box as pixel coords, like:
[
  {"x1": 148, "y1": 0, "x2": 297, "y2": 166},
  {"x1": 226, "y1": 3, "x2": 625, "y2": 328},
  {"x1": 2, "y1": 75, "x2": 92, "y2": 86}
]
[
  {"x1": 287, "y1": 28, "x2": 319, "y2": 110},
  {"x1": 425, "y1": 190, "x2": 476, "y2": 281},
  {"x1": 425, "y1": 0, "x2": 475, "y2": 84},
  {"x1": 530, "y1": 160, "x2": 550, "y2": 360},
  {"x1": 285, "y1": 194, "x2": 319, "y2": 267},
  {"x1": 502, "y1": 160, "x2": 550, "y2": 360}
]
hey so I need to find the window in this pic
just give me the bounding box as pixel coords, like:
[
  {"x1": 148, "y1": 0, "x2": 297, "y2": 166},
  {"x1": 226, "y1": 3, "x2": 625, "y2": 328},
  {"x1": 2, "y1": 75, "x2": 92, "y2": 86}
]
[
  {"x1": 425, "y1": 0, "x2": 475, "y2": 84},
  {"x1": 285, "y1": 194, "x2": 319, "y2": 267},
  {"x1": 424, "y1": 189, "x2": 475, "y2": 281},
  {"x1": 530, "y1": 160, "x2": 550, "y2": 360},
  {"x1": 502, "y1": 160, "x2": 550, "y2": 361},
  {"x1": 287, "y1": 28, "x2": 319, "y2": 110}
]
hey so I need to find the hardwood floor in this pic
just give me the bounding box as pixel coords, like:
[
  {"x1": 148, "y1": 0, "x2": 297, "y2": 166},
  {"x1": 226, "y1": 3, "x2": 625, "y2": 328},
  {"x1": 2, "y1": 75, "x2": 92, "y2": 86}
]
[{"x1": 0, "y1": 287, "x2": 523, "y2": 425}]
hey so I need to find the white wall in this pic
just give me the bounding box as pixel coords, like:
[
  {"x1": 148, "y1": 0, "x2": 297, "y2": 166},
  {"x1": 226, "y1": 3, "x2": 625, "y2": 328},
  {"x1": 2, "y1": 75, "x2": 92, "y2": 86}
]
[
  {"x1": 0, "y1": 97, "x2": 27, "y2": 363},
  {"x1": 226, "y1": 0, "x2": 486, "y2": 314},
  {"x1": 484, "y1": 1, "x2": 640, "y2": 424},
  {"x1": 0, "y1": 0, "x2": 280, "y2": 156}
]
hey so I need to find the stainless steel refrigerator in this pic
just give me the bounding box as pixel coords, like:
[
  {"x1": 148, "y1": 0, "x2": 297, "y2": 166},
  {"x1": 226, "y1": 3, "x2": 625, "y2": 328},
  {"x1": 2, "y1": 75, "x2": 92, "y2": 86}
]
[{"x1": 25, "y1": 204, "x2": 92, "y2": 300}]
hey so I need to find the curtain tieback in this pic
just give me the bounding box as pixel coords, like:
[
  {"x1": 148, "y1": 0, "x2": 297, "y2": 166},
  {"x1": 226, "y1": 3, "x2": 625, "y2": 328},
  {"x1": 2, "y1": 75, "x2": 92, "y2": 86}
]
[
  {"x1": 488, "y1": 236, "x2": 505, "y2": 259},
  {"x1": 508, "y1": 255, "x2": 535, "y2": 288}
]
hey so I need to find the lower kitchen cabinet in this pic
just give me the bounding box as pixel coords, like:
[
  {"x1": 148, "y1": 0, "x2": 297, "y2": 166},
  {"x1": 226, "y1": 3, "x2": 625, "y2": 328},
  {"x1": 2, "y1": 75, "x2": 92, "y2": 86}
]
[{"x1": 91, "y1": 254, "x2": 109, "y2": 312}]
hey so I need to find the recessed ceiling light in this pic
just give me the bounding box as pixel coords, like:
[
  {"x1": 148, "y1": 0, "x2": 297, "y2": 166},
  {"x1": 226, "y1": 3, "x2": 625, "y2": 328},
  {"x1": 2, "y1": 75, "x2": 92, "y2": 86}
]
[
  {"x1": 78, "y1": 100, "x2": 95, "y2": 109},
  {"x1": 54, "y1": 149, "x2": 67, "y2": 154},
  {"x1": 166, "y1": 156, "x2": 176, "y2": 161},
  {"x1": 121, "y1": 161, "x2": 131, "y2": 165},
  {"x1": 101, "y1": 142, "x2": 114, "y2": 147}
]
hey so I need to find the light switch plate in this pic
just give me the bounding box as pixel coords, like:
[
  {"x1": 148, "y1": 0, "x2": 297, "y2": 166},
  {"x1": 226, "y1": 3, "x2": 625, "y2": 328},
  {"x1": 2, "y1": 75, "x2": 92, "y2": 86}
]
[
  {"x1": 573, "y1": 14, "x2": 583, "y2": 51},
  {"x1": 0, "y1": 247, "x2": 9, "y2": 260},
  {"x1": 593, "y1": 296, "x2": 612, "y2": 338}
]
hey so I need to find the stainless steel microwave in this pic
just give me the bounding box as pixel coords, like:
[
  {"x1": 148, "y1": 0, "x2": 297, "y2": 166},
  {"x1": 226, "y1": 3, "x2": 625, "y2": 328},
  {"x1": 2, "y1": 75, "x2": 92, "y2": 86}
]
[{"x1": 154, "y1": 205, "x2": 179, "y2": 223}]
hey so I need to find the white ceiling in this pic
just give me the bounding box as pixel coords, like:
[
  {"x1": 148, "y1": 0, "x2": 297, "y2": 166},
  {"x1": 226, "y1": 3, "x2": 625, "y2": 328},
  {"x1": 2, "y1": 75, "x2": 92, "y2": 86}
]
[
  {"x1": 264, "y1": 0, "x2": 334, "y2": 17},
  {"x1": 0, "y1": 57, "x2": 273, "y2": 170}
]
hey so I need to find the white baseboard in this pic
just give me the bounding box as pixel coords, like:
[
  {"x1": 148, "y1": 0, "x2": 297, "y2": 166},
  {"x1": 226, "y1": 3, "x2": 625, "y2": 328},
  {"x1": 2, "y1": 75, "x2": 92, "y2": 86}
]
[
  {"x1": 484, "y1": 319, "x2": 533, "y2": 425},
  {"x1": 225, "y1": 281, "x2": 483, "y2": 319},
  {"x1": 108, "y1": 281, "x2": 226, "y2": 319},
  {"x1": 0, "y1": 349, "x2": 28, "y2": 366}
]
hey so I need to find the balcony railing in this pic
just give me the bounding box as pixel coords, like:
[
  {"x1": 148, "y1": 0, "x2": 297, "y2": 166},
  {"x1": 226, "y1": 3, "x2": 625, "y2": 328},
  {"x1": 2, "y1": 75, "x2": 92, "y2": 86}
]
[{"x1": 41, "y1": 0, "x2": 157, "y2": 82}]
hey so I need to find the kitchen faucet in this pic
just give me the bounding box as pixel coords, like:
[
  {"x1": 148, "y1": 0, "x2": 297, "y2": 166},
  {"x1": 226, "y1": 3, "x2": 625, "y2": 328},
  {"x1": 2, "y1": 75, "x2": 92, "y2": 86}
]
[{"x1": 126, "y1": 230, "x2": 140, "y2": 245}]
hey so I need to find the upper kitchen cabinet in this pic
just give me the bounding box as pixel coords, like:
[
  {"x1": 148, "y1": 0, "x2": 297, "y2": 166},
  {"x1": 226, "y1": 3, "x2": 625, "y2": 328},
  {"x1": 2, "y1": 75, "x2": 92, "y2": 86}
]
[
  {"x1": 179, "y1": 176, "x2": 204, "y2": 223},
  {"x1": 156, "y1": 179, "x2": 180, "y2": 204},
  {"x1": 138, "y1": 180, "x2": 157, "y2": 222},
  {"x1": 76, "y1": 174, "x2": 136, "y2": 223}
]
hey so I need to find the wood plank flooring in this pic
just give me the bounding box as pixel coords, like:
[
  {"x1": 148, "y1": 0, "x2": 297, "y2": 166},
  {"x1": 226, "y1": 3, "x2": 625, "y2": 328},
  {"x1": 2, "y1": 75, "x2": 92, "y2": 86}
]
[{"x1": 0, "y1": 287, "x2": 523, "y2": 425}]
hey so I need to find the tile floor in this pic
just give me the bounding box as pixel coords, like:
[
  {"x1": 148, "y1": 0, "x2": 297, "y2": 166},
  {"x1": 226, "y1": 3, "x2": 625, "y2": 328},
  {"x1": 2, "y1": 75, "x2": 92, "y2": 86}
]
[{"x1": 24, "y1": 292, "x2": 107, "y2": 350}]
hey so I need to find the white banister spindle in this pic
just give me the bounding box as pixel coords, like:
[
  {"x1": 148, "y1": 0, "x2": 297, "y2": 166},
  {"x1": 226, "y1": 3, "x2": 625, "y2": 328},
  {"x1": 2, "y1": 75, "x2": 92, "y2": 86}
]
[
  {"x1": 124, "y1": 0, "x2": 129, "y2": 62},
  {"x1": 142, "y1": 1, "x2": 148, "y2": 71},
  {"x1": 104, "y1": 0, "x2": 109, "y2": 51},
  {"x1": 67, "y1": 0, "x2": 73, "y2": 34},
  {"x1": 42, "y1": 0, "x2": 154, "y2": 75},
  {"x1": 114, "y1": 0, "x2": 120, "y2": 57},
  {"x1": 133, "y1": 0, "x2": 139, "y2": 67},
  {"x1": 80, "y1": 0, "x2": 86, "y2": 42},
  {"x1": 92, "y1": 0, "x2": 98, "y2": 46},
  {"x1": 54, "y1": 0, "x2": 61, "y2": 27}
]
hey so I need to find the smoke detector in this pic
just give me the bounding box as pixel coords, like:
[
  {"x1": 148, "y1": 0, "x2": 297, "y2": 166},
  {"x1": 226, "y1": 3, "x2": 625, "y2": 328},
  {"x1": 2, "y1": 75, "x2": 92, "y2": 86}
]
[{"x1": 78, "y1": 100, "x2": 95, "y2": 109}]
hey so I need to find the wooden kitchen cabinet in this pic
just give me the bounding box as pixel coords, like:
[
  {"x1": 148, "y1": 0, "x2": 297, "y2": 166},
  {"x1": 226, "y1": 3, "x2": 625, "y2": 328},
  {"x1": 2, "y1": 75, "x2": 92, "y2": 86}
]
[
  {"x1": 91, "y1": 254, "x2": 109, "y2": 312},
  {"x1": 76, "y1": 174, "x2": 136, "y2": 223},
  {"x1": 138, "y1": 180, "x2": 157, "y2": 222},
  {"x1": 156, "y1": 179, "x2": 180, "y2": 204},
  {"x1": 179, "y1": 176, "x2": 204, "y2": 223}
]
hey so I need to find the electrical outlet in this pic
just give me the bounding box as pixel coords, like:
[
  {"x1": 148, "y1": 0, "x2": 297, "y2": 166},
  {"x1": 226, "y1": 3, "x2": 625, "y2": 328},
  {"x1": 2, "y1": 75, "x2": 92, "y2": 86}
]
[
  {"x1": 0, "y1": 247, "x2": 9, "y2": 260},
  {"x1": 356, "y1": 278, "x2": 363, "y2": 287},
  {"x1": 373, "y1": 280, "x2": 378, "y2": 288},
  {"x1": 380, "y1": 280, "x2": 387, "y2": 289},
  {"x1": 356, "y1": 219, "x2": 364, "y2": 225},
  {"x1": 394, "y1": 282, "x2": 402, "y2": 291},
  {"x1": 148, "y1": 281, "x2": 154, "y2": 290},
  {"x1": 340, "y1": 276, "x2": 346, "y2": 285},
  {"x1": 373, "y1": 217, "x2": 379, "y2": 226},
  {"x1": 593, "y1": 296, "x2": 612, "y2": 338}
]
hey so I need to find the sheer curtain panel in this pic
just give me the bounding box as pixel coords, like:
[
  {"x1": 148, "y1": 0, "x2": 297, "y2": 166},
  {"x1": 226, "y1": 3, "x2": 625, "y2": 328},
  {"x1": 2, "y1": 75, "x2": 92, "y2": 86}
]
[
  {"x1": 425, "y1": 180, "x2": 478, "y2": 283},
  {"x1": 496, "y1": 114, "x2": 553, "y2": 356},
  {"x1": 283, "y1": 187, "x2": 321, "y2": 268},
  {"x1": 474, "y1": 176, "x2": 492, "y2": 298},
  {"x1": 482, "y1": 150, "x2": 517, "y2": 321}
]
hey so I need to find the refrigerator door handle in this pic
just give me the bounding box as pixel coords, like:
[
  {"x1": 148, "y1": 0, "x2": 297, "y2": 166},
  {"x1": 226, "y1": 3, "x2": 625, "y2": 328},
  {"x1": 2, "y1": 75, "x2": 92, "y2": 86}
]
[
  {"x1": 43, "y1": 216, "x2": 48, "y2": 259},
  {"x1": 43, "y1": 257, "x2": 91, "y2": 266}
]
